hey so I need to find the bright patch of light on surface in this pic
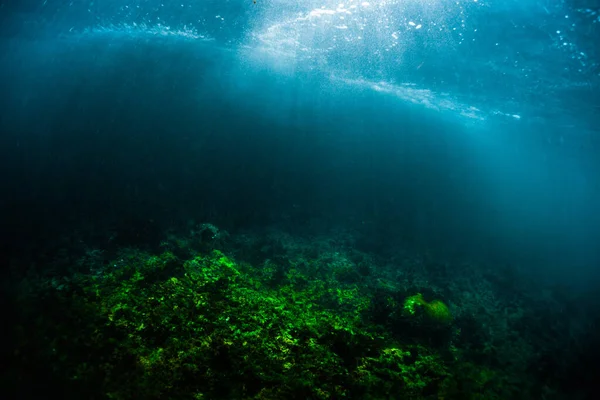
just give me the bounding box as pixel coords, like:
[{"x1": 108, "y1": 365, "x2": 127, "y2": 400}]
[
  {"x1": 252, "y1": 0, "x2": 446, "y2": 58},
  {"x1": 249, "y1": 0, "x2": 487, "y2": 119}
]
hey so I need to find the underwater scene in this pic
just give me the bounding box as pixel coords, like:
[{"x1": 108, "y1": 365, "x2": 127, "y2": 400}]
[{"x1": 1, "y1": 0, "x2": 599, "y2": 399}]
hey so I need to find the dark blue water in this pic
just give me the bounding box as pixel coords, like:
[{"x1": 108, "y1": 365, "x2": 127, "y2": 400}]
[{"x1": 2, "y1": 1, "x2": 600, "y2": 399}]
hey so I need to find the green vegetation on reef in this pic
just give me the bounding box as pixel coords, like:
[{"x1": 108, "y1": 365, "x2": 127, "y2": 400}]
[
  {"x1": 10, "y1": 246, "x2": 517, "y2": 400},
  {"x1": 403, "y1": 293, "x2": 453, "y2": 324}
]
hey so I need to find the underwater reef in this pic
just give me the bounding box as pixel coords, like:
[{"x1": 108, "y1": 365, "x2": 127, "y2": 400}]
[{"x1": 4, "y1": 225, "x2": 595, "y2": 399}]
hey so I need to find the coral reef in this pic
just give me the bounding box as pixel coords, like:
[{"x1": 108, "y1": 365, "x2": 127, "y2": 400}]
[{"x1": 5, "y1": 226, "x2": 590, "y2": 399}]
